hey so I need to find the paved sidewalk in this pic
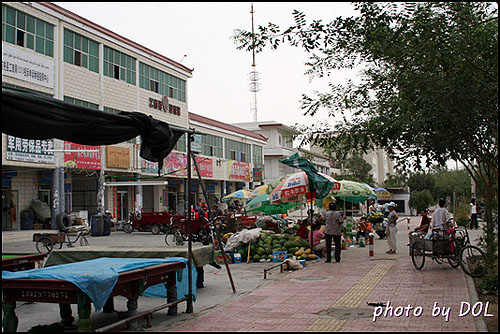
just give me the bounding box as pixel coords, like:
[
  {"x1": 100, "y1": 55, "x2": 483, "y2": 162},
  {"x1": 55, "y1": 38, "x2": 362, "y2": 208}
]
[
  {"x1": 2, "y1": 217, "x2": 489, "y2": 332},
  {"x1": 156, "y1": 217, "x2": 488, "y2": 332}
]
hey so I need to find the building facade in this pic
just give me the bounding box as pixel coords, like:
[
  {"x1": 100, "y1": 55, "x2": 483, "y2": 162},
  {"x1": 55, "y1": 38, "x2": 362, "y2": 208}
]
[
  {"x1": 2, "y1": 2, "x2": 265, "y2": 231},
  {"x1": 232, "y1": 121, "x2": 332, "y2": 184}
]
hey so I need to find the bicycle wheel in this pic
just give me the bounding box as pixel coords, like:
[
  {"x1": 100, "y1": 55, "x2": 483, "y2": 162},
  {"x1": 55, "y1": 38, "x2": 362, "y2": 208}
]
[
  {"x1": 123, "y1": 223, "x2": 134, "y2": 234},
  {"x1": 165, "y1": 230, "x2": 177, "y2": 246},
  {"x1": 36, "y1": 236, "x2": 54, "y2": 253},
  {"x1": 459, "y1": 245, "x2": 487, "y2": 278},
  {"x1": 411, "y1": 240, "x2": 426, "y2": 270},
  {"x1": 448, "y1": 255, "x2": 460, "y2": 268},
  {"x1": 175, "y1": 230, "x2": 185, "y2": 246},
  {"x1": 80, "y1": 235, "x2": 89, "y2": 247}
]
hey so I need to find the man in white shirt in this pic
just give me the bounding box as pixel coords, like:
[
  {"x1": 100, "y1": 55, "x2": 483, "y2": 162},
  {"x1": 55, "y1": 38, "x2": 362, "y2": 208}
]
[{"x1": 431, "y1": 199, "x2": 451, "y2": 231}]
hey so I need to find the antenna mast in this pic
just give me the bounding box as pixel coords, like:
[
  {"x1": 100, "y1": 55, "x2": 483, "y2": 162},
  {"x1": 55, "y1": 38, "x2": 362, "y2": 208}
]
[{"x1": 248, "y1": 3, "x2": 260, "y2": 122}]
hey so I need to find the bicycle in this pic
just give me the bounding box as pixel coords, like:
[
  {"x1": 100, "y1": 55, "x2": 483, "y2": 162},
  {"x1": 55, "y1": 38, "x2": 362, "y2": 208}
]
[
  {"x1": 410, "y1": 224, "x2": 487, "y2": 278},
  {"x1": 164, "y1": 217, "x2": 186, "y2": 246},
  {"x1": 164, "y1": 216, "x2": 222, "y2": 247},
  {"x1": 34, "y1": 228, "x2": 89, "y2": 253}
]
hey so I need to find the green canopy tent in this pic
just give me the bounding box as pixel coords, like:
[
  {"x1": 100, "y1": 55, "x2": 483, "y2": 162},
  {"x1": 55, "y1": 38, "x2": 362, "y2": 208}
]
[{"x1": 244, "y1": 193, "x2": 305, "y2": 216}]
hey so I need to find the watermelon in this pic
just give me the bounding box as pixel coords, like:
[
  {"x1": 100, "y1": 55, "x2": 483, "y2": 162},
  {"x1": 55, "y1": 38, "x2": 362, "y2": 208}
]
[
  {"x1": 256, "y1": 247, "x2": 265, "y2": 256},
  {"x1": 253, "y1": 254, "x2": 261, "y2": 262}
]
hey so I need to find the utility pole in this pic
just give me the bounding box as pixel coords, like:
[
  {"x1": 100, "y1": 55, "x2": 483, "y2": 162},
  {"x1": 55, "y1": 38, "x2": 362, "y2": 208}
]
[{"x1": 249, "y1": 3, "x2": 260, "y2": 122}]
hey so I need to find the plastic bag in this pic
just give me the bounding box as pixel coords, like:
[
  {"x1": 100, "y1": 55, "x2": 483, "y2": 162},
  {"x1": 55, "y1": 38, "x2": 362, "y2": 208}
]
[
  {"x1": 224, "y1": 228, "x2": 262, "y2": 252},
  {"x1": 283, "y1": 257, "x2": 302, "y2": 270}
]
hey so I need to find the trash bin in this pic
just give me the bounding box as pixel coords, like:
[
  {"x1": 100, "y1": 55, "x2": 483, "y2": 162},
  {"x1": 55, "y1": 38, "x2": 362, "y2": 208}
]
[
  {"x1": 91, "y1": 214, "x2": 104, "y2": 237},
  {"x1": 20, "y1": 209, "x2": 34, "y2": 230},
  {"x1": 103, "y1": 215, "x2": 112, "y2": 236}
]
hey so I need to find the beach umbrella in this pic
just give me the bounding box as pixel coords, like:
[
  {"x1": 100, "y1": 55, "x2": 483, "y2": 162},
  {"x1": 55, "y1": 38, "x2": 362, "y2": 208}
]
[
  {"x1": 269, "y1": 171, "x2": 342, "y2": 205},
  {"x1": 222, "y1": 189, "x2": 251, "y2": 202},
  {"x1": 249, "y1": 184, "x2": 268, "y2": 199},
  {"x1": 269, "y1": 171, "x2": 310, "y2": 204},
  {"x1": 244, "y1": 193, "x2": 304, "y2": 215},
  {"x1": 373, "y1": 186, "x2": 391, "y2": 199},
  {"x1": 319, "y1": 173, "x2": 341, "y2": 193},
  {"x1": 331, "y1": 180, "x2": 374, "y2": 204}
]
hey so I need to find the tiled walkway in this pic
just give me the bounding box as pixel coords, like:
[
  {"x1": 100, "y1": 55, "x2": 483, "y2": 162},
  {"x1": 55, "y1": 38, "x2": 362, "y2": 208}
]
[{"x1": 171, "y1": 217, "x2": 482, "y2": 332}]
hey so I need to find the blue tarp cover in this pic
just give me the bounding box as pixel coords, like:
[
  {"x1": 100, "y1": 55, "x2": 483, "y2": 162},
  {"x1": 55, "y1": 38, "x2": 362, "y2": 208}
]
[{"x1": 2, "y1": 257, "x2": 194, "y2": 311}]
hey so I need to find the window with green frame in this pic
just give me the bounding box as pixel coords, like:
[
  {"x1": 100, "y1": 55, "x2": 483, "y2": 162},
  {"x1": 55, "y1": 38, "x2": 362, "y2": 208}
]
[
  {"x1": 225, "y1": 139, "x2": 251, "y2": 163},
  {"x1": 103, "y1": 46, "x2": 136, "y2": 85},
  {"x1": 138, "y1": 62, "x2": 186, "y2": 102},
  {"x1": 63, "y1": 29, "x2": 99, "y2": 73},
  {"x1": 64, "y1": 96, "x2": 99, "y2": 110},
  {"x1": 252, "y1": 144, "x2": 263, "y2": 165},
  {"x1": 2, "y1": 4, "x2": 54, "y2": 57},
  {"x1": 174, "y1": 133, "x2": 186, "y2": 153},
  {"x1": 201, "y1": 134, "x2": 223, "y2": 158},
  {"x1": 103, "y1": 107, "x2": 138, "y2": 144}
]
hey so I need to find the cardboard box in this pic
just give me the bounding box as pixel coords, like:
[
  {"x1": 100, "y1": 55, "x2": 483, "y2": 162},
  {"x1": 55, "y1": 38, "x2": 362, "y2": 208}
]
[
  {"x1": 233, "y1": 253, "x2": 242, "y2": 263},
  {"x1": 272, "y1": 251, "x2": 287, "y2": 262},
  {"x1": 216, "y1": 252, "x2": 231, "y2": 264}
]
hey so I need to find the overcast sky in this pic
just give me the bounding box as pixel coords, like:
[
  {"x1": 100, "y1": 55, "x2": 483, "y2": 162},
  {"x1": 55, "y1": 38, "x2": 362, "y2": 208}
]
[{"x1": 53, "y1": 2, "x2": 360, "y2": 128}]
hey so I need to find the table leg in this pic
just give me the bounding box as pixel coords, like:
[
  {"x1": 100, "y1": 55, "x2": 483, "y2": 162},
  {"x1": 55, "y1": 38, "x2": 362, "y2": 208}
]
[
  {"x1": 2, "y1": 301, "x2": 18, "y2": 332},
  {"x1": 103, "y1": 297, "x2": 115, "y2": 313},
  {"x1": 59, "y1": 303, "x2": 75, "y2": 327},
  {"x1": 76, "y1": 291, "x2": 92, "y2": 332},
  {"x1": 166, "y1": 272, "x2": 178, "y2": 315}
]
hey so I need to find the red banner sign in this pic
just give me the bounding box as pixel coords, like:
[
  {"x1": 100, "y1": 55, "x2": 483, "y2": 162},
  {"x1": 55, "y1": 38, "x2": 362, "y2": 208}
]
[
  {"x1": 194, "y1": 157, "x2": 213, "y2": 177},
  {"x1": 64, "y1": 142, "x2": 101, "y2": 170}
]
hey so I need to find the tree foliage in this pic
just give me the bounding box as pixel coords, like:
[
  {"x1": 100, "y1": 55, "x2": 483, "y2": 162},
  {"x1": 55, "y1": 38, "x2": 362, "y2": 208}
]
[
  {"x1": 233, "y1": 2, "x2": 498, "y2": 173},
  {"x1": 233, "y1": 2, "x2": 498, "y2": 263},
  {"x1": 333, "y1": 154, "x2": 375, "y2": 185}
]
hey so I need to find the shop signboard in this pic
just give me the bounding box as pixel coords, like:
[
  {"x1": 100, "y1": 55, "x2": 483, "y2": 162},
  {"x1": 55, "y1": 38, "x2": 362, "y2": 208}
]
[
  {"x1": 106, "y1": 146, "x2": 130, "y2": 169},
  {"x1": 191, "y1": 134, "x2": 202, "y2": 153},
  {"x1": 2, "y1": 42, "x2": 55, "y2": 88},
  {"x1": 64, "y1": 142, "x2": 101, "y2": 170},
  {"x1": 228, "y1": 161, "x2": 251, "y2": 182},
  {"x1": 253, "y1": 167, "x2": 264, "y2": 182},
  {"x1": 164, "y1": 152, "x2": 188, "y2": 176},
  {"x1": 194, "y1": 156, "x2": 213, "y2": 177},
  {"x1": 6, "y1": 135, "x2": 54, "y2": 163},
  {"x1": 141, "y1": 158, "x2": 159, "y2": 174}
]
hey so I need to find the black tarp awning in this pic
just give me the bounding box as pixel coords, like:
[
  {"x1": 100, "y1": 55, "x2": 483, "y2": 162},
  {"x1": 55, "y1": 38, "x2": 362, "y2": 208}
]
[{"x1": 2, "y1": 86, "x2": 185, "y2": 172}]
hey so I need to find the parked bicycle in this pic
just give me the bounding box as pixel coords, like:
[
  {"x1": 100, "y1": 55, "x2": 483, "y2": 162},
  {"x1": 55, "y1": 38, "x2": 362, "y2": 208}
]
[
  {"x1": 410, "y1": 224, "x2": 487, "y2": 278},
  {"x1": 164, "y1": 216, "x2": 222, "y2": 247},
  {"x1": 34, "y1": 213, "x2": 89, "y2": 253}
]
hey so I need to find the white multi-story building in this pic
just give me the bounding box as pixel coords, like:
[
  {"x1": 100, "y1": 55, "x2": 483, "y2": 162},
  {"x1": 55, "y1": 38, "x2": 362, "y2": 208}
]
[
  {"x1": 2, "y1": 2, "x2": 266, "y2": 231},
  {"x1": 232, "y1": 121, "x2": 333, "y2": 184}
]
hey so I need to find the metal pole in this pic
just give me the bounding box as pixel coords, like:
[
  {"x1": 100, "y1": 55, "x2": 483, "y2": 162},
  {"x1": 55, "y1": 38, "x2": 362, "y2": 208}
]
[
  {"x1": 51, "y1": 167, "x2": 60, "y2": 229},
  {"x1": 191, "y1": 151, "x2": 236, "y2": 294},
  {"x1": 186, "y1": 134, "x2": 194, "y2": 314}
]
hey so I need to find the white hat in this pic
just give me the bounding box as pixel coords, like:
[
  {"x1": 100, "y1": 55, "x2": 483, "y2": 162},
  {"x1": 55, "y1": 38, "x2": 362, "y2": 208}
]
[{"x1": 388, "y1": 202, "x2": 396, "y2": 207}]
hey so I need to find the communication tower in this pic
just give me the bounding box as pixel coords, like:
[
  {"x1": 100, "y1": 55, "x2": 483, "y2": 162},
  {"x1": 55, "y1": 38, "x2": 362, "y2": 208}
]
[{"x1": 248, "y1": 3, "x2": 260, "y2": 122}]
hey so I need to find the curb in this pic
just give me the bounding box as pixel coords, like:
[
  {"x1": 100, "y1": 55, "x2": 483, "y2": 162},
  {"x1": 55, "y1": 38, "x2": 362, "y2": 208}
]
[{"x1": 466, "y1": 274, "x2": 488, "y2": 332}]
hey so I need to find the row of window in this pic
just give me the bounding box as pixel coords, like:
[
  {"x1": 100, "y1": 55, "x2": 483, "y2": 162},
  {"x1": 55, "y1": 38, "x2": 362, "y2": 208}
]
[
  {"x1": 3, "y1": 4, "x2": 186, "y2": 103},
  {"x1": 2, "y1": 4, "x2": 53, "y2": 57},
  {"x1": 175, "y1": 134, "x2": 263, "y2": 165}
]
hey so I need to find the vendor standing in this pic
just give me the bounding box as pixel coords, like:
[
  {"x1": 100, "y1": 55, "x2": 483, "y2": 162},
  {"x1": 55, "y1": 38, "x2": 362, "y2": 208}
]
[{"x1": 322, "y1": 202, "x2": 344, "y2": 263}]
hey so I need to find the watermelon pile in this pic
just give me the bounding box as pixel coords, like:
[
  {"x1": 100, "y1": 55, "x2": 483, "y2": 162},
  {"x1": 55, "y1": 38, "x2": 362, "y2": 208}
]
[{"x1": 236, "y1": 232, "x2": 316, "y2": 263}]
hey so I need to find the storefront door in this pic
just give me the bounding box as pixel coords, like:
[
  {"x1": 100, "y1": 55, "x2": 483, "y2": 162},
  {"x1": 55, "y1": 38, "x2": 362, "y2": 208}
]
[{"x1": 117, "y1": 191, "x2": 128, "y2": 222}]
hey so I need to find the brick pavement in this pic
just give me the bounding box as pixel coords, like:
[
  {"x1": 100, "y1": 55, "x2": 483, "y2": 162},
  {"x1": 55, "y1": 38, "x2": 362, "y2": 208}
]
[{"x1": 168, "y1": 217, "x2": 485, "y2": 332}]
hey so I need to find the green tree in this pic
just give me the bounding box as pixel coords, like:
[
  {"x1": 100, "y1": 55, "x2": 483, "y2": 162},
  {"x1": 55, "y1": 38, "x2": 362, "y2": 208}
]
[
  {"x1": 407, "y1": 172, "x2": 436, "y2": 194},
  {"x1": 333, "y1": 154, "x2": 375, "y2": 184},
  {"x1": 233, "y1": 2, "x2": 498, "y2": 265},
  {"x1": 433, "y1": 169, "x2": 472, "y2": 201},
  {"x1": 409, "y1": 189, "x2": 435, "y2": 213}
]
